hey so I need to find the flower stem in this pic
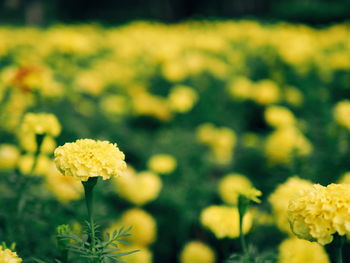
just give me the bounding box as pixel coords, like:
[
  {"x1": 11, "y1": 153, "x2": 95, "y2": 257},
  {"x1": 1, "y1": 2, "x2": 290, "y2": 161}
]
[
  {"x1": 82, "y1": 177, "x2": 98, "y2": 252},
  {"x1": 239, "y1": 212, "x2": 247, "y2": 254},
  {"x1": 335, "y1": 234, "x2": 345, "y2": 263}
]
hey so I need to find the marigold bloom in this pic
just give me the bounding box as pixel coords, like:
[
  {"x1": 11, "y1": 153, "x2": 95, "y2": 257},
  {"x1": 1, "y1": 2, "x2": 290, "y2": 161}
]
[
  {"x1": 0, "y1": 246, "x2": 22, "y2": 263},
  {"x1": 180, "y1": 241, "x2": 216, "y2": 263},
  {"x1": 253, "y1": 79, "x2": 280, "y2": 105},
  {"x1": 114, "y1": 168, "x2": 162, "y2": 206},
  {"x1": 168, "y1": 85, "x2": 198, "y2": 113},
  {"x1": 122, "y1": 245, "x2": 152, "y2": 263},
  {"x1": 284, "y1": 87, "x2": 304, "y2": 107},
  {"x1": 147, "y1": 154, "x2": 177, "y2": 174},
  {"x1": 278, "y1": 237, "x2": 330, "y2": 263},
  {"x1": 200, "y1": 205, "x2": 252, "y2": 239},
  {"x1": 218, "y1": 173, "x2": 257, "y2": 205},
  {"x1": 288, "y1": 183, "x2": 350, "y2": 245},
  {"x1": 264, "y1": 105, "x2": 296, "y2": 128},
  {"x1": 54, "y1": 139, "x2": 126, "y2": 181},
  {"x1": 269, "y1": 177, "x2": 313, "y2": 234},
  {"x1": 105, "y1": 208, "x2": 157, "y2": 246},
  {"x1": 333, "y1": 100, "x2": 350, "y2": 130},
  {"x1": 0, "y1": 144, "x2": 20, "y2": 170}
]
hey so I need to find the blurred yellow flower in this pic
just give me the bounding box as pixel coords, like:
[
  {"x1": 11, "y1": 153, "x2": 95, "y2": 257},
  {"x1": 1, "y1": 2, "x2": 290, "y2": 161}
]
[
  {"x1": 99, "y1": 95, "x2": 130, "y2": 118},
  {"x1": 168, "y1": 85, "x2": 198, "y2": 113},
  {"x1": 114, "y1": 168, "x2": 162, "y2": 206},
  {"x1": 284, "y1": 87, "x2": 304, "y2": 107},
  {"x1": 333, "y1": 100, "x2": 350, "y2": 130},
  {"x1": 278, "y1": 237, "x2": 330, "y2": 263},
  {"x1": 288, "y1": 183, "x2": 350, "y2": 245},
  {"x1": 253, "y1": 79, "x2": 280, "y2": 105},
  {"x1": 180, "y1": 241, "x2": 216, "y2": 263},
  {"x1": 54, "y1": 139, "x2": 126, "y2": 181},
  {"x1": 0, "y1": 144, "x2": 20, "y2": 170},
  {"x1": 147, "y1": 154, "x2": 177, "y2": 174},
  {"x1": 0, "y1": 246, "x2": 22, "y2": 263},
  {"x1": 228, "y1": 77, "x2": 253, "y2": 100},
  {"x1": 268, "y1": 177, "x2": 313, "y2": 234},
  {"x1": 106, "y1": 208, "x2": 157, "y2": 246},
  {"x1": 122, "y1": 245, "x2": 152, "y2": 263},
  {"x1": 265, "y1": 127, "x2": 312, "y2": 165},
  {"x1": 200, "y1": 205, "x2": 252, "y2": 239},
  {"x1": 264, "y1": 105, "x2": 296, "y2": 128},
  {"x1": 338, "y1": 172, "x2": 350, "y2": 184},
  {"x1": 18, "y1": 154, "x2": 52, "y2": 176}
]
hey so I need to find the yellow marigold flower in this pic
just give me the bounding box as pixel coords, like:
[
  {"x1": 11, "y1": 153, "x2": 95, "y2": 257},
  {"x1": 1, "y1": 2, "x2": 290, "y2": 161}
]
[
  {"x1": 122, "y1": 245, "x2": 152, "y2": 263},
  {"x1": 99, "y1": 95, "x2": 130, "y2": 118},
  {"x1": 54, "y1": 139, "x2": 126, "y2": 181},
  {"x1": 333, "y1": 100, "x2": 350, "y2": 130},
  {"x1": 168, "y1": 85, "x2": 198, "y2": 113},
  {"x1": 268, "y1": 177, "x2": 313, "y2": 234},
  {"x1": 284, "y1": 87, "x2": 304, "y2": 107},
  {"x1": 265, "y1": 127, "x2": 312, "y2": 165},
  {"x1": 113, "y1": 168, "x2": 162, "y2": 206},
  {"x1": 264, "y1": 105, "x2": 296, "y2": 128},
  {"x1": 252, "y1": 79, "x2": 280, "y2": 105},
  {"x1": 105, "y1": 208, "x2": 157, "y2": 246},
  {"x1": 0, "y1": 144, "x2": 20, "y2": 170},
  {"x1": 0, "y1": 246, "x2": 22, "y2": 263},
  {"x1": 18, "y1": 154, "x2": 52, "y2": 176},
  {"x1": 180, "y1": 241, "x2": 216, "y2": 263},
  {"x1": 218, "y1": 173, "x2": 254, "y2": 205},
  {"x1": 228, "y1": 77, "x2": 254, "y2": 100},
  {"x1": 147, "y1": 154, "x2": 177, "y2": 174},
  {"x1": 278, "y1": 237, "x2": 330, "y2": 263},
  {"x1": 288, "y1": 183, "x2": 350, "y2": 245},
  {"x1": 200, "y1": 205, "x2": 252, "y2": 239},
  {"x1": 45, "y1": 163, "x2": 83, "y2": 203}
]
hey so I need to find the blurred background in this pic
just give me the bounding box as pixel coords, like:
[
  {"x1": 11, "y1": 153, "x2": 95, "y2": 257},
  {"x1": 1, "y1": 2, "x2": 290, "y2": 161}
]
[{"x1": 1, "y1": 0, "x2": 350, "y2": 25}]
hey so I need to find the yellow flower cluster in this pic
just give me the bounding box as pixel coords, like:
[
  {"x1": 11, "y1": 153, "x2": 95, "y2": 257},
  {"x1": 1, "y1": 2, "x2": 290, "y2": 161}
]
[
  {"x1": 180, "y1": 241, "x2": 216, "y2": 263},
  {"x1": 288, "y1": 183, "x2": 350, "y2": 245},
  {"x1": 147, "y1": 154, "x2": 177, "y2": 174},
  {"x1": 196, "y1": 123, "x2": 236, "y2": 165},
  {"x1": 105, "y1": 208, "x2": 157, "y2": 247},
  {"x1": 0, "y1": 246, "x2": 22, "y2": 263},
  {"x1": 264, "y1": 106, "x2": 296, "y2": 128},
  {"x1": 122, "y1": 246, "x2": 153, "y2": 263},
  {"x1": 113, "y1": 167, "x2": 162, "y2": 206},
  {"x1": 200, "y1": 205, "x2": 252, "y2": 239},
  {"x1": 0, "y1": 144, "x2": 20, "y2": 170},
  {"x1": 333, "y1": 100, "x2": 350, "y2": 130},
  {"x1": 218, "y1": 173, "x2": 261, "y2": 205},
  {"x1": 278, "y1": 237, "x2": 330, "y2": 263},
  {"x1": 268, "y1": 177, "x2": 313, "y2": 234},
  {"x1": 54, "y1": 139, "x2": 126, "y2": 181},
  {"x1": 168, "y1": 85, "x2": 198, "y2": 113}
]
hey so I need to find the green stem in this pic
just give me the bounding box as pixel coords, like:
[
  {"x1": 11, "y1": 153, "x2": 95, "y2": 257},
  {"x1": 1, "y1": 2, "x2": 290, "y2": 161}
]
[
  {"x1": 335, "y1": 234, "x2": 345, "y2": 263},
  {"x1": 239, "y1": 212, "x2": 247, "y2": 255},
  {"x1": 82, "y1": 177, "x2": 98, "y2": 252}
]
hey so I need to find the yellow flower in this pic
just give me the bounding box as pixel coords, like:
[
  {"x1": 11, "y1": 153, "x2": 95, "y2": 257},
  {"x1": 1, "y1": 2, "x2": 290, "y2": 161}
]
[
  {"x1": 99, "y1": 95, "x2": 130, "y2": 118},
  {"x1": 147, "y1": 154, "x2": 177, "y2": 174},
  {"x1": 0, "y1": 144, "x2": 20, "y2": 170},
  {"x1": 339, "y1": 172, "x2": 350, "y2": 184},
  {"x1": 180, "y1": 241, "x2": 216, "y2": 263},
  {"x1": 122, "y1": 245, "x2": 152, "y2": 263},
  {"x1": 17, "y1": 154, "x2": 52, "y2": 176},
  {"x1": 106, "y1": 208, "x2": 157, "y2": 246},
  {"x1": 333, "y1": 100, "x2": 350, "y2": 130},
  {"x1": 228, "y1": 77, "x2": 254, "y2": 100},
  {"x1": 252, "y1": 79, "x2": 280, "y2": 105},
  {"x1": 278, "y1": 237, "x2": 330, "y2": 263},
  {"x1": 218, "y1": 173, "x2": 254, "y2": 205},
  {"x1": 265, "y1": 127, "x2": 312, "y2": 165},
  {"x1": 284, "y1": 87, "x2": 304, "y2": 107},
  {"x1": 268, "y1": 177, "x2": 313, "y2": 234},
  {"x1": 54, "y1": 139, "x2": 126, "y2": 181},
  {"x1": 168, "y1": 85, "x2": 198, "y2": 113},
  {"x1": 113, "y1": 168, "x2": 162, "y2": 206},
  {"x1": 288, "y1": 183, "x2": 350, "y2": 245},
  {"x1": 45, "y1": 162, "x2": 83, "y2": 203},
  {"x1": 264, "y1": 105, "x2": 296, "y2": 128},
  {"x1": 0, "y1": 246, "x2": 22, "y2": 263},
  {"x1": 200, "y1": 205, "x2": 252, "y2": 239}
]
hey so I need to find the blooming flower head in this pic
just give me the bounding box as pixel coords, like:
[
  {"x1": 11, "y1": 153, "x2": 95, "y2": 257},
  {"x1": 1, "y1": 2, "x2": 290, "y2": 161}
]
[
  {"x1": 168, "y1": 85, "x2": 198, "y2": 113},
  {"x1": 180, "y1": 241, "x2": 216, "y2": 263},
  {"x1": 333, "y1": 100, "x2": 350, "y2": 130},
  {"x1": 288, "y1": 183, "x2": 350, "y2": 245},
  {"x1": 113, "y1": 167, "x2": 162, "y2": 206},
  {"x1": 105, "y1": 208, "x2": 157, "y2": 246},
  {"x1": 200, "y1": 205, "x2": 252, "y2": 239},
  {"x1": 147, "y1": 154, "x2": 177, "y2": 174},
  {"x1": 54, "y1": 139, "x2": 126, "y2": 181},
  {"x1": 264, "y1": 105, "x2": 296, "y2": 128},
  {"x1": 218, "y1": 173, "x2": 259, "y2": 205},
  {"x1": 269, "y1": 177, "x2": 313, "y2": 234},
  {"x1": 0, "y1": 246, "x2": 22, "y2": 263},
  {"x1": 0, "y1": 144, "x2": 20, "y2": 170},
  {"x1": 278, "y1": 237, "x2": 330, "y2": 263},
  {"x1": 252, "y1": 79, "x2": 280, "y2": 105}
]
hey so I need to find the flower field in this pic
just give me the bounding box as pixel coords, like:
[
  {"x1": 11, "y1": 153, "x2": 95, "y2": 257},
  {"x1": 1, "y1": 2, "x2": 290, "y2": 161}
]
[{"x1": 0, "y1": 20, "x2": 350, "y2": 263}]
